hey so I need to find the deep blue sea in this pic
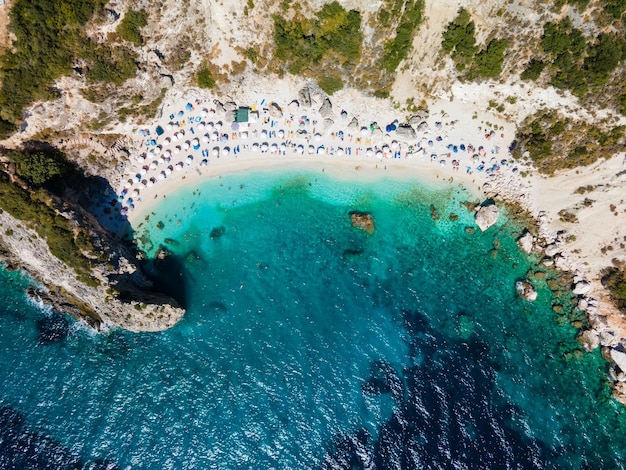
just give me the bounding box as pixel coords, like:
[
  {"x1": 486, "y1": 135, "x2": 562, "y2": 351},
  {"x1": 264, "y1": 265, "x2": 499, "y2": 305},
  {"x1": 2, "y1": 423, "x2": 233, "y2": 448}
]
[{"x1": 1, "y1": 167, "x2": 625, "y2": 469}]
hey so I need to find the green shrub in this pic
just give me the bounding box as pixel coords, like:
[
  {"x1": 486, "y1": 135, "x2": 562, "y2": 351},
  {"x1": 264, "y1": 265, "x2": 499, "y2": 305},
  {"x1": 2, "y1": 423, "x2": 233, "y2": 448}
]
[
  {"x1": 380, "y1": 0, "x2": 424, "y2": 73},
  {"x1": 117, "y1": 10, "x2": 148, "y2": 46},
  {"x1": 584, "y1": 34, "x2": 623, "y2": 85},
  {"x1": 441, "y1": 8, "x2": 477, "y2": 70},
  {"x1": 475, "y1": 39, "x2": 508, "y2": 78},
  {"x1": 6, "y1": 149, "x2": 71, "y2": 187},
  {"x1": 273, "y1": 1, "x2": 362, "y2": 74},
  {"x1": 197, "y1": 66, "x2": 216, "y2": 88},
  {"x1": 521, "y1": 59, "x2": 546, "y2": 80},
  {"x1": 317, "y1": 75, "x2": 344, "y2": 95}
]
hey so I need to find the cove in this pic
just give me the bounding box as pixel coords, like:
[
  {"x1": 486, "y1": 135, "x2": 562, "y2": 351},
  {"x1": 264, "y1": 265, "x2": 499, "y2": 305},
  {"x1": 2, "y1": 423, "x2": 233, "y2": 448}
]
[{"x1": 0, "y1": 168, "x2": 625, "y2": 469}]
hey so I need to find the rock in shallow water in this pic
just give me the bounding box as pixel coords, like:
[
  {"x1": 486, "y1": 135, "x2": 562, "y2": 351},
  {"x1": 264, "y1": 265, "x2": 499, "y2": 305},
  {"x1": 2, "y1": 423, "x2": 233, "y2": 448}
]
[
  {"x1": 517, "y1": 230, "x2": 534, "y2": 253},
  {"x1": 475, "y1": 204, "x2": 499, "y2": 231},
  {"x1": 515, "y1": 279, "x2": 537, "y2": 301},
  {"x1": 349, "y1": 211, "x2": 375, "y2": 234}
]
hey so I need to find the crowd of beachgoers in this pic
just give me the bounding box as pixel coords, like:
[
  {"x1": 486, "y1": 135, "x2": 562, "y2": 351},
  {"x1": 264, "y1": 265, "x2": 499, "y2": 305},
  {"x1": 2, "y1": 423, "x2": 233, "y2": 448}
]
[{"x1": 115, "y1": 97, "x2": 516, "y2": 216}]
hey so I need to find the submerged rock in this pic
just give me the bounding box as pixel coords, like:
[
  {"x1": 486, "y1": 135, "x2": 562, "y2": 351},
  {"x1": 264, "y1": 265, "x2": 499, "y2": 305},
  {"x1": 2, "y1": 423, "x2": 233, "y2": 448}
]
[
  {"x1": 210, "y1": 226, "x2": 226, "y2": 239},
  {"x1": 475, "y1": 203, "x2": 499, "y2": 231},
  {"x1": 349, "y1": 211, "x2": 375, "y2": 234},
  {"x1": 515, "y1": 279, "x2": 537, "y2": 301}
]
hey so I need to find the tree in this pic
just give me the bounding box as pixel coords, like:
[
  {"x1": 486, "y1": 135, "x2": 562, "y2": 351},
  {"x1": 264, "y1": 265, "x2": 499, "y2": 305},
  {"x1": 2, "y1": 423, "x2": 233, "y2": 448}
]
[{"x1": 7, "y1": 149, "x2": 71, "y2": 186}]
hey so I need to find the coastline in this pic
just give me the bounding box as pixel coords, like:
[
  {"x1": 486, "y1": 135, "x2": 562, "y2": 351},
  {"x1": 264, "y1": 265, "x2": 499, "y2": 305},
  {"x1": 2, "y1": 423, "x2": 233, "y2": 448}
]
[{"x1": 112, "y1": 86, "x2": 626, "y2": 401}]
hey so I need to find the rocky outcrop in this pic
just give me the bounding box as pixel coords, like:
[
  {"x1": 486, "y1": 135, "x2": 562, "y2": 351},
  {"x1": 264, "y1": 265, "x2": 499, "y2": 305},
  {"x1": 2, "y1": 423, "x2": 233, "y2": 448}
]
[
  {"x1": 517, "y1": 230, "x2": 534, "y2": 253},
  {"x1": 475, "y1": 203, "x2": 499, "y2": 231},
  {"x1": 349, "y1": 211, "x2": 375, "y2": 234},
  {"x1": 319, "y1": 98, "x2": 333, "y2": 119},
  {"x1": 0, "y1": 201, "x2": 184, "y2": 333},
  {"x1": 515, "y1": 279, "x2": 537, "y2": 301},
  {"x1": 395, "y1": 124, "x2": 416, "y2": 140},
  {"x1": 573, "y1": 280, "x2": 592, "y2": 295}
]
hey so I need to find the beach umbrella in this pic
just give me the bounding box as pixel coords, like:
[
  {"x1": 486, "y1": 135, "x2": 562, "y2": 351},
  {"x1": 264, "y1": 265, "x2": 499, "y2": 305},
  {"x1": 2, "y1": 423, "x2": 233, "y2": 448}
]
[
  {"x1": 124, "y1": 179, "x2": 133, "y2": 189},
  {"x1": 280, "y1": 143, "x2": 286, "y2": 152},
  {"x1": 206, "y1": 122, "x2": 214, "y2": 130},
  {"x1": 336, "y1": 147, "x2": 344, "y2": 156},
  {"x1": 361, "y1": 127, "x2": 368, "y2": 136},
  {"x1": 186, "y1": 155, "x2": 193, "y2": 165},
  {"x1": 317, "y1": 146, "x2": 325, "y2": 154},
  {"x1": 178, "y1": 110, "x2": 184, "y2": 117},
  {"x1": 261, "y1": 143, "x2": 269, "y2": 152},
  {"x1": 299, "y1": 121, "x2": 306, "y2": 129},
  {"x1": 271, "y1": 143, "x2": 278, "y2": 153},
  {"x1": 150, "y1": 161, "x2": 159, "y2": 170},
  {"x1": 314, "y1": 133, "x2": 322, "y2": 141},
  {"x1": 308, "y1": 145, "x2": 315, "y2": 154},
  {"x1": 222, "y1": 147, "x2": 230, "y2": 156},
  {"x1": 183, "y1": 141, "x2": 190, "y2": 150},
  {"x1": 136, "y1": 155, "x2": 145, "y2": 163},
  {"x1": 211, "y1": 147, "x2": 219, "y2": 156},
  {"x1": 165, "y1": 167, "x2": 172, "y2": 175},
  {"x1": 201, "y1": 108, "x2": 208, "y2": 117},
  {"x1": 172, "y1": 133, "x2": 179, "y2": 142},
  {"x1": 200, "y1": 159, "x2": 208, "y2": 167},
  {"x1": 120, "y1": 208, "x2": 128, "y2": 216},
  {"x1": 211, "y1": 132, "x2": 219, "y2": 141},
  {"x1": 158, "y1": 172, "x2": 166, "y2": 180},
  {"x1": 132, "y1": 188, "x2": 140, "y2": 197},
  {"x1": 148, "y1": 178, "x2": 156, "y2": 187},
  {"x1": 215, "y1": 121, "x2": 222, "y2": 130},
  {"x1": 428, "y1": 140, "x2": 433, "y2": 147},
  {"x1": 202, "y1": 134, "x2": 210, "y2": 143},
  {"x1": 140, "y1": 180, "x2": 147, "y2": 189},
  {"x1": 164, "y1": 156, "x2": 171, "y2": 164},
  {"x1": 261, "y1": 129, "x2": 268, "y2": 138},
  {"x1": 176, "y1": 162, "x2": 184, "y2": 170},
  {"x1": 340, "y1": 110, "x2": 348, "y2": 119},
  {"x1": 376, "y1": 150, "x2": 383, "y2": 159},
  {"x1": 164, "y1": 150, "x2": 172, "y2": 158},
  {"x1": 220, "y1": 135, "x2": 227, "y2": 142},
  {"x1": 240, "y1": 131, "x2": 248, "y2": 139},
  {"x1": 166, "y1": 124, "x2": 173, "y2": 131},
  {"x1": 198, "y1": 122, "x2": 205, "y2": 130},
  {"x1": 296, "y1": 145, "x2": 304, "y2": 154},
  {"x1": 278, "y1": 129, "x2": 285, "y2": 138},
  {"x1": 149, "y1": 149, "x2": 157, "y2": 157},
  {"x1": 252, "y1": 143, "x2": 259, "y2": 152},
  {"x1": 366, "y1": 148, "x2": 374, "y2": 157},
  {"x1": 338, "y1": 130, "x2": 344, "y2": 139},
  {"x1": 186, "y1": 103, "x2": 193, "y2": 111},
  {"x1": 192, "y1": 138, "x2": 200, "y2": 147},
  {"x1": 382, "y1": 144, "x2": 390, "y2": 152},
  {"x1": 174, "y1": 146, "x2": 181, "y2": 154},
  {"x1": 164, "y1": 137, "x2": 171, "y2": 146},
  {"x1": 126, "y1": 198, "x2": 133, "y2": 205},
  {"x1": 391, "y1": 140, "x2": 399, "y2": 149}
]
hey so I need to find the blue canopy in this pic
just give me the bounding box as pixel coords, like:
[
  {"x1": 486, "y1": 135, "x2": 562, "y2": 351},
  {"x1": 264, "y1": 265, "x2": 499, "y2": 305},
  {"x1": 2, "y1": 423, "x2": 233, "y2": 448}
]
[
  {"x1": 155, "y1": 126, "x2": 164, "y2": 136},
  {"x1": 385, "y1": 124, "x2": 397, "y2": 132}
]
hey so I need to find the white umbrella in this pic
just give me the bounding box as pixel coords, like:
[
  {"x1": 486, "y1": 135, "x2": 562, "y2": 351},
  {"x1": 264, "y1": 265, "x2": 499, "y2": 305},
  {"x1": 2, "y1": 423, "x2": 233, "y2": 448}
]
[
  {"x1": 271, "y1": 143, "x2": 278, "y2": 153},
  {"x1": 202, "y1": 134, "x2": 210, "y2": 143},
  {"x1": 150, "y1": 160, "x2": 158, "y2": 170},
  {"x1": 280, "y1": 143, "x2": 286, "y2": 152},
  {"x1": 261, "y1": 129, "x2": 268, "y2": 138},
  {"x1": 140, "y1": 168, "x2": 147, "y2": 176},
  {"x1": 361, "y1": 127, "x2": 368, "y2": 136},
  {"x1": 240, "y1": 131, "x2": 248, "y2": 139},
  {"x1": 186, "y1": 155, "x2": 193, "y2": 165},
  {"x1": 176, "y1": 162, "x2": 184, "y2": 170},
  {"x1": 252, "y1": 143, "x2": 259, "y2": 151},
  {"x1": 124, "y1": 179, "x2": 133, "y2": 189},
  {"x1": 164, "y1": 149, "x2": 172, "y2": 158},
  {"x1": 211, "y1": 132, "x2": 219, "y2": 141},
  {"x1": 198, "y1": 122, "x2": 205, "y2": 130},
  {"x1": 215, "y1": 121, "x2": 222, "y2": 130},
  {"x1": 221, "y1": 147, "x2": 230, "y2": 156},
  {"x1": 206, "y1": 122, "x2": 214, "y2": 130},
  {"x1": 314, "y1": 133, "x2": 321, "y2": 141},
  {"x1": 261, "y1": 143, "x2": 269, "y2": 152},
  {"x1": 172, "y1": 133, "x2": 179, "y2": 141},
  {"x1": 201, "y1": 108, "x2": 208, "y2": 117},
  {"x1": 366, "y1": 149, "x2": 374, "y2": 157},
  {"x1": 137, "y1": 155, "x2": 145, "y2": 163},
  {"x1": 336, "y1": 147, "x2": 344, "y2": 156},
  {"x1": 308, "y1": 145, "x2": 315, "y2": 154},
  {"x1": 212, "y1": 147, "x2": 219, "y2": 156},
  {"x1": 132, "y1": 189, "x2": 140, "y2": 197},
  {"x1": 166, "y1": 124, "x2": 173, "y2": 131},
  {"x1": 317, "y1": 146, "x2": 325, "y2": 154},
  {"x1": 140, "y1": 180, "x2": 147, "y2": 189},
  {"x1": 174, "y1": 146, "x2": 181, "y2": 154},
  {"x1": 376, "y1": 150, "x2": 383, "y2": 159},
  {"x1": 297, "y1": 145, "x2": 304, "y2": 154},
  {"x1": 192, "y1": 138, "x2": 199, "y2": 147},
  {"x1": 158, "y1": 172, "x2": 166, "y2": 180},
  {"x1": 391, "y1": 140, "x2": 399, "y2": 149},
  {"x1": 165, "y1": 167, "x2": 172, "y2": 175},
  {"x1": 149, "y1": 149, "x2": 157, "y2": 157},
  {"x1": 148, "y1": 178, "x2": 156, "y2": 187},
  {"x1": 164, "y1": 137, "x2": 171, "y2": 146},
  {"x1": 183, "y1": 141, "x2": 190, "y2": 150},
  {"x1": 278, "y1": 130, "x2": 285, "y2": 138},
  {"x1": 134, "y1": 174, "x2": 142, "y2": 183}
]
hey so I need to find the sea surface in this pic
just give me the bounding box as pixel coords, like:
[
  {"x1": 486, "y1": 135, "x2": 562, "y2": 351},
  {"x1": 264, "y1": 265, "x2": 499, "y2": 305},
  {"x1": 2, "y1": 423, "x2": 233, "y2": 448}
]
[{"x1": 1, "y1": 168, "x2": 625, "y2": 469}]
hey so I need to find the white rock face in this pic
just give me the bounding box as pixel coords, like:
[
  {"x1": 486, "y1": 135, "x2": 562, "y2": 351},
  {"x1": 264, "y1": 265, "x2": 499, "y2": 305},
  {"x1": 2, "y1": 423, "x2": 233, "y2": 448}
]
[
  {"x1": 611, "y1": 348, "x2": 626, "y2": 373},
  {"x1": 573, "y1": 280, "x2": 592, "y2": 295},
  {"x1": 517, "y1": 231, "x2": 534, "y2": 253},
  {"x1": 515, "y1": 280, "x2": 537, "y2": 301},
  {"x1": 475, "y1": 204, "x2": 499, "y2": 231},
  {"x1": 578, "y1": 329, "x2": 600, "y2": 351},
  {"x1": 545, "y1": 243, "x2": 560, "y2": 257}
]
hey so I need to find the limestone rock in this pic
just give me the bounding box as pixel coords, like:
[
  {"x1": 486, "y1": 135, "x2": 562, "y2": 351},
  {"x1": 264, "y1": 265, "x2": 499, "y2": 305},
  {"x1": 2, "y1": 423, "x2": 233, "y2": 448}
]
[
  {"x1": 319, "y1": 98, "x2": 333, "y2": 119},
  {"x1": 347, "y1": 116, "x2": 359, "y2": 130},
  {"x1": 517, "y1": 230, "x2": 534, "y2": 254},
  {"x1": 396, "y1": 124, "x2": 416, "y2": 140},
  {"x1": 475, "y1": 204, "x2": 499, "y2": 231},
  {"x1": 299, "y1": 87, "x2": 312, "y2": 107},
  {"x1": 578, "y1": 329, "x2": 600, "y2": 351},
  {"x1": 577, "y1": 298, "x2": 589, "y2": 311},
  {"x1": 545, "y1": 243, "x2": 560, "y2": 257},
  {"x1": 349, "y1": 211, "x2": 375, "y2": 234},
  {"x1": 516, "y1": 279, "x2": 537, "y2": 301},
  {"x1": 611, "y1": 348, "x2": 626, "y2": 373},
  {"x1": 573, "y1": 280, "x2": 592, "y2": 295},
  {"x1": 613, "y1": 381, "x2": 626, "y2": 405}
]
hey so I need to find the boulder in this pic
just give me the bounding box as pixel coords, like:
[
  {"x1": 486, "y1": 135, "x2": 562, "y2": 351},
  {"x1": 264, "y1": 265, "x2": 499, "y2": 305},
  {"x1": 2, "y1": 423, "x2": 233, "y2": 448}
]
[
  {"x1": 319, "y1": 98, "x2": 333, "y2": 119},
  {"x1": 611, "y1": 348, "x2": 626, "y2": 373},
  {"x1": 269, "y1": 102, "x2": 283, "y2": 118},
  {"x1": 299, "y1": 87, "x2": 312, "y2": 107},
  {"x1": 573, "y1": 280, "x2": 592, "y2": 295},
  {"x1": 224, "y1": 101, "x2": 238, "y2": 112},
  {"x1": 395, "y1": 124, "x2": 416, "y2": 140},
  {"x1": 347, "y1": 117, "x2": 359, "y2": 130},
  {"x1": 577, "y1": 298, "x2": 589, "y2": 311},
  {"x1": 545, "y1": 243, "x2": 560, "y2": 257},
  {"x1": 578, "y1": 329, "x2": 600, "y2": 351},
  {"x1": 515, "y1": 279, "x2": 537, "y2": 301},
  {"x1": 517, "y1": 230, "x2": 534, "y2": 254},
  {"x1": 475, "y1": 204, "x2": 499, "y2": 231},
  {"x1": 323, "y1": 118, "x2": 334, "y2": 130},
  {"x1": 349, "y1": 211, "x2": 375, "y2": 234}
]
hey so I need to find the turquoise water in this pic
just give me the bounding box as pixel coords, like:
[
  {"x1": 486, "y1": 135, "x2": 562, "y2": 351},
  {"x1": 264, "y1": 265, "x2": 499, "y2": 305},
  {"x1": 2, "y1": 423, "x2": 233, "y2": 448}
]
[{"x1": 1, "y1": 167, "x2": 625, "y2": 469}]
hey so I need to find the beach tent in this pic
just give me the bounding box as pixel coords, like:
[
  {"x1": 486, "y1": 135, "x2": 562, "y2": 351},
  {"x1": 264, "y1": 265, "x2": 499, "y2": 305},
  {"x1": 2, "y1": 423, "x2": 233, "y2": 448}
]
[
  {"x1": 385, "y1": 123, "x2": 397, "y2": 132},
  {"x1": 235, "y1": 107, "x2": 250, "y2": 123},
  {"x1": 156, "y1": 126, "x2": 164, "y2": 136},
  {"x1": 186, "y1": 103, "x2": 193, "y2": 111}
]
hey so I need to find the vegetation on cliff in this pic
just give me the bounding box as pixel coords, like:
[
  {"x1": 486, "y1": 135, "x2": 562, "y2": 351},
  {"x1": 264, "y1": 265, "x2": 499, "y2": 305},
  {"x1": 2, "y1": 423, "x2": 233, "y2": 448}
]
[
  {"x1": 442, "y1": 9, "x2": 508, "y2": 80},
  {"x1": 378, "y1": 0, "x2": 424, "y2": 74},
  {"x1": 0, "y1": 0, "x2": 137, "y2": 133}
]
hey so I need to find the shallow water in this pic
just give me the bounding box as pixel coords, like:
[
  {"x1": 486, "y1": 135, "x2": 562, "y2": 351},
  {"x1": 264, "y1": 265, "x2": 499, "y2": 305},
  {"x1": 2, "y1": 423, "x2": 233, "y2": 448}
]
[{"x1": 0, "y1": 169, "x2": 624, "y2": 469}]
